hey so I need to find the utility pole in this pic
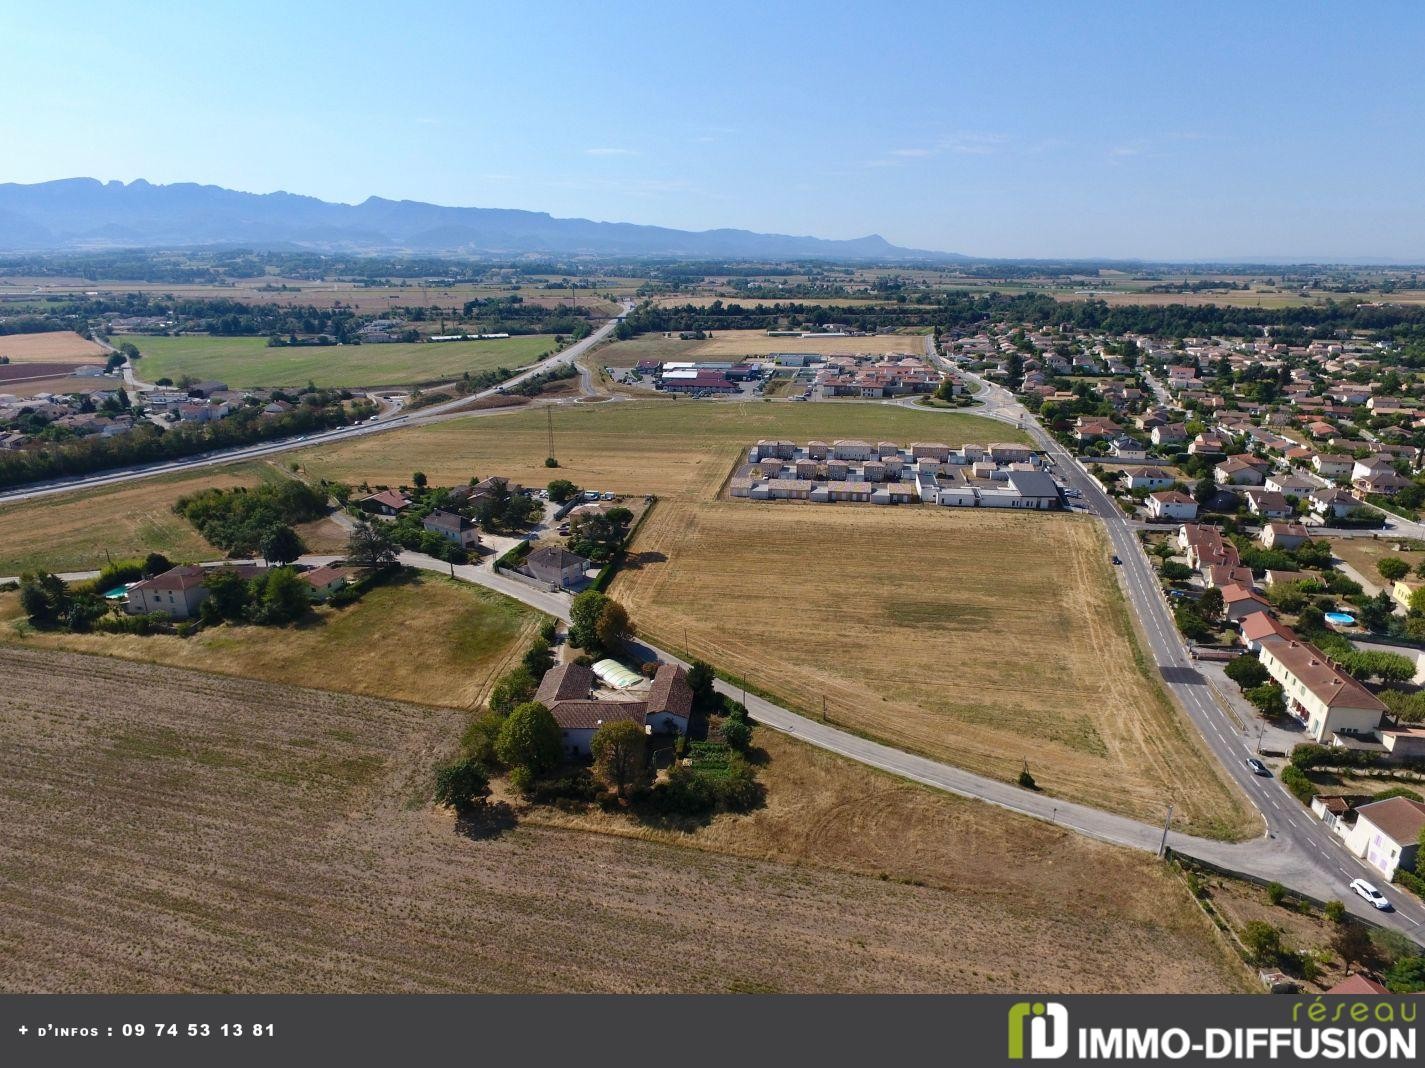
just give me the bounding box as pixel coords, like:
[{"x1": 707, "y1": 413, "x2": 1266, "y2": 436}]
[
  {"x1": 822, "y1": 695, "x2": 827, "y2": 723},
  {"x1": 1157, "y1": 804, "x2": 1174, "y2": 859},
  {"x1": 1256, "y1": 719, "x2": 1266, "y2": 755}
]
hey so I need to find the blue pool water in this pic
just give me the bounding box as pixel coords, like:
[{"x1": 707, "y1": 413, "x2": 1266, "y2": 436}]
[{"x1": 1324, "y1": 612, "x2": 1356, "y2": 626}]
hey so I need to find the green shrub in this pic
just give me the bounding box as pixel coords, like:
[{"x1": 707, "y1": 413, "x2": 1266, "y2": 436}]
[
  {"x1": 1018, "y1": 769, "x2": 1038, "y2": 790},
  {"x1": 1266, "y1": 882, "x2": 1286, "y2": 906},
  {"x1": 1280, "y1": 765, "x2": 1315, "y2": 804},
  {"x1": 1324, "y1": 899, "x2": 1346, "y2": 923}
]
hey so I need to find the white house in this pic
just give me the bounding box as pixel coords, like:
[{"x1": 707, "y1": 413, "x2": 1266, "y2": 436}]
[
  {"x1": 1344, "y1": 796, "x2": 1425, "y2": 880},
  {"x1": 1257, "y1": 639, "x2": 1386, "y2": 742},
  {"x1": 1147, "y1": 490, "x2": 1198, "y2": 521}
]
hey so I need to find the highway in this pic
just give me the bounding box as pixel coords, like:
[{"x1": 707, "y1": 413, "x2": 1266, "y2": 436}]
[{"x1": 0, "y1": 305, "x2": 631, "y2": 505}]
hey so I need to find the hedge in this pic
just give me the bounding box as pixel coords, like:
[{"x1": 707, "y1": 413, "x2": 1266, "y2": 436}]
[{"x1": 1396, "y1": 869, "x2": 1425, "y2": 900}]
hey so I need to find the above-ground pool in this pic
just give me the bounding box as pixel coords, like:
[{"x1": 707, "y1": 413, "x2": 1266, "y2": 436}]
[{"x1": 1325, "y1": 612, "x2": 1357, "y2": 626}]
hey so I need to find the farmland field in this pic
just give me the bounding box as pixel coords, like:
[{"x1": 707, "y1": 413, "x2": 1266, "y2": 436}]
[
  {"x1": 0, "y1": 571, "x2": 541, "y2": 709},
  {"x1": 295, "y1": 399, "x2": 1022, "y2": 500},
  {"x1": 0, "y1": 644, "x2": 1248, "y2": 993},
  {"x1": 0, "y1": 330, "x2": 108, "y2": 363},
  {"x1": 131, "y1": 333, "x2": 559, "y2": 388},
  {"x1": 613, "y1": 499, "x2": 1255, "y2": 839},
  {"x1": 0, "y1": 462, "x2": 276, "y2": 576}
]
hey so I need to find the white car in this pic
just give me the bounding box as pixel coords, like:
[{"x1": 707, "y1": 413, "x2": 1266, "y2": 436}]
[{"x1": 1350, "y1": 878, "x2": 1391, "y2": 910}]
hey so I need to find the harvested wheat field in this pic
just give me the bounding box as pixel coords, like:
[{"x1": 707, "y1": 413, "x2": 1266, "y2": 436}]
[
  {"x1": 0, "y1": 462, "x2": 272, "y2": 576},
  {"x1": 0, "y1": 572, "x2": 542, "y2": 709},
  {"x1": 614, "y1": 499, "x2": 1254, "y2": 839},
  {"x1": 0, "y1": 646, "x2": 1248, "y2": 993},
  {"x1": 0, "y1": 330, "x2": 108, "y2": 363}
]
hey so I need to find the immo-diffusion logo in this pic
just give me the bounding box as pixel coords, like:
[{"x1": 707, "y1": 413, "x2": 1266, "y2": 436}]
[{"x1": 1008, "y1": 1001, "x2": 1069, "y2": 1060}]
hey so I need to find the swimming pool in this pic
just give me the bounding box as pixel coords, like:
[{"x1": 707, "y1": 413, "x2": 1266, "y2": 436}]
[{"x1": 1324, "y1": 611, "x2": 1356, "y2": 626}]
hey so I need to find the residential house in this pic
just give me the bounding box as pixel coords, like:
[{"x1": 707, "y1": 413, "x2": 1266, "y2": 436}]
[
  {"x1": 524, "y1": 546, "x2": 590, "y2": 588},
  {"x1": 1260, "y1": 522, "x2": 1309, "y2": 550},
  {"x1": 1264, "y1": 473, "x2": 1317, "y2": 497},
  {"x1": 422, "y1": 509, "x2": 482, "y2": 549},
  {"x1": 1109, "y1": 437, "x2": 1147, "y2": 461},
  {"x1": 301, "y1": 564, "x2": 356, "y2": 598},
  {"x1": 1151, "y1": 422, "x2": 1187, "y2": 446},
  {"x1": 1179, "y1": 523, "x2": 1241, "y2": 572},
  {"x1": 1239, "y1": 611, "x2": 1296, "y2": 653},
  {"x1": 1354, "y1": 470, "x2": 1411, "y2": 497},
  {"x1": 1312, "y1": 454, "x2": 1354, "y2": 480},
  {"x1": 1309, "y1": 487, "x2": 1363, "y2": 520},
  {"x1": 1188, "y1": 434, "x2": 1226, "y2": 455},
  {"x1": 1147, "y1": 490, "x2": 1198, "y2": 521},
  {"x1": 1344, "y1": 796, "x2": 1425, "y2": 880},
  {"x1": 1221, "y1": 583, "x2": 1272, "y2": 622},
  {"x1": 1245, "y1": 489, "x2": 1292, "y2": 519},
  {"x1": 1122, "y1": 466, "x2": 1178, "y2": 491},
  {"x1": 1256, "y1": 639, "x2": 1386, "y2": 742},
  {"x1": 360, "y1": 489, "x2": 412, "y2": 516},
  {"x1": 1392, "y1": 579, "x2": 1421, "y2": 613},
  {"x1": 1215, "y1": 457, "x2": 1267, "y2": 486},
  {"x1": 125, "y1": 564, "x2": 211, "y2": 619}
]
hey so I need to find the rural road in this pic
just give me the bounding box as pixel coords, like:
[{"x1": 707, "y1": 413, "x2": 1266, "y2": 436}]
[{"x1": 0, "y1": 304, "x2": 632, "y2": 506}]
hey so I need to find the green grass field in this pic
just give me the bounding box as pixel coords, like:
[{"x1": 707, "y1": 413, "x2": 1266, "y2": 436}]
[{"x1": 131, "y1": 334, "x2": 559, "y2": 388}]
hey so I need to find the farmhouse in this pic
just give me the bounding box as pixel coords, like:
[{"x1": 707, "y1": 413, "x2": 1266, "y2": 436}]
[
  {"x1": 535, "y1": 662, "x2": 693, "y2": 757},
  {"x1": 125, "y1": 563, "x2": 267, "y2": 620}
]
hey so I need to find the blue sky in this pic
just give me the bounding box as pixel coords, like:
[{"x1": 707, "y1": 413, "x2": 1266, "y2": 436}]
[{"x1": 3, "y1": 1, "x2": 1423, "y2": 260}]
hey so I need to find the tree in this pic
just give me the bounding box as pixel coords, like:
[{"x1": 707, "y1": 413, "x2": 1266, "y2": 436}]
[
  {"x1": 547, "y1": 479, "x2": 578, "y2": 504},
  {"x1": 1193, "y1": 477, "x2": 1217, "y2": 506},
  {"x1": 686, "y1": 659, "x2": 718, "y2": 711},
  {"x1": 346, "y1": 518, "x2": 398, "y2": 570},
  {"x1": 250, "y1": 567, "x2": 310, "y2": 625},
  {"x1": 1385, "y1": 955, "x2": 1425, "y2": 994},
  {"x1": 200, "y1": 567, "x2": 253, "y2": 622},
  {"x1": 591, "y1": 719, "x2": 649, "y2": 798},
  {"x1": 1377, "y1": 557, "x2": 1410, "y2": 583},
  {"x1": 594, "y1": 599, "x2": 634, "y2": 651},
  {"x1": 489, "y1": 667, "x2": 537, "y2": 715},
  {"x1": 1410, "y1": 586, "x2": 1425, "y2": 617},
  {"x1": 433, "y1": 757, "x2": 490, "y2": 812},
  {"x1": 522, "y1": 637, "x2": 554, "y2": 676},
  {"x1": 569, "y1": 589, "x2": 610, "y2": 648},
  {"x1": 1240, "y1": 920, "x2": 1284, "y2": 966},
  {"x1": 1197, "y1": 587, "x2": 1224, "y2": 622},
  {"x1": 1224, "y1": 655, "x2": 1269, "y2": 690},
  {"x1": 1246, "y1": 682, "x2": 1286, "y2": 718},
  {"x1": 18, "y1": 571, "x2": 67, "y2": 627},
  {"x1": 495, "y1": 701, "x2": 561, "y2": 774},
  {"x1": 142, "y1": 552, "x2": 172, "y2": 577},
  {"x1": 412, "y1": 471, "x2": 428, "y2": 490},
  {"x1": 1331, "y1": 921, "x2": 1381, "y2": 975},
  {"x1": 260, "y1": 523, "x2": 305, "y2": 566},
  {"x1": 721, "y1": 717, "x2": 752, "y2": 751}
]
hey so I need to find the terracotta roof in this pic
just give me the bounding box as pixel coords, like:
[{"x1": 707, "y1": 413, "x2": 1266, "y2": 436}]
[
  {"x1": 1265, "y1": 640, "x2": 1387, "y2": 711},
  {"x1": 549, "y1": 699, "x2": 647, "y2": 730},
  {"x1": 1354, "y1": 795, "x2": 1425, "y2": 845},
  {"x1": 131, "y1": 564, "x2": 207, "y2": 592},
  {"x1": 1240, "y1": 611, "x2": 1296, "y2": 643},
  {"x1": 535, "y1": 663, "x2": 594, "y2": 706},
  {"x1": 301, "y1": 564, "x2": 354, "y2": 588},
  {"x1": 646, "y1": 663, "x2": 693, "y2": 720},
  {"x1": 1221, "y1": 582, "x2": 1267, "y2": 606},
  {"x1": 1326, "y1": 975, "x2": 1389, "y2": 995},
  {"x1": 362, "y1": 488, "x2": 410, "y2": 510}
]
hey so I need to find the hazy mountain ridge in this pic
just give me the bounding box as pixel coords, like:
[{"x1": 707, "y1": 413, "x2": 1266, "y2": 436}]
[{"x1": 0, "y1": 178, "x2": 957, "y2": 260}]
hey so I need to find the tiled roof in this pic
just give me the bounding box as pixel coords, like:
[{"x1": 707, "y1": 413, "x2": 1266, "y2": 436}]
[
  {"x1": 1354, "y1": 795, "x2": 1425, "y2": 845},
  {"x1": 535, "y1": 663, "x2": 594, "y2": 706},
  {"x1": 646, "y1": 664, "x2": 693, "y2": 720},
  {"x1": 549, "y1": 700, "x2": 648, "y2": 730}
]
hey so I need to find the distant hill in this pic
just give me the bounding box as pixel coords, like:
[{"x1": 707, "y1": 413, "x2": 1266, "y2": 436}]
[{"x1": 0, "y1": 178, "x2": 959, "y2": 261}]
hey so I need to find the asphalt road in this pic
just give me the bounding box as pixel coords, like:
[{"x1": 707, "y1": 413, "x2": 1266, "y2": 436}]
[
  {"x1": 956, "y1": 366, "x2": 1425, "y2": 938},
  {"x1": 0, "y1": 306, "x2": 631, "y2": 505}
]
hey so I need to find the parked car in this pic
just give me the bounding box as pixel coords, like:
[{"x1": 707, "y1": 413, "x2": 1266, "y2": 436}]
[
  {"x1": 1110, "y1": 555, "x2": 1122, "y2": 565},
  {"x1": 1350, "y1": 878, "x2": 1391, "y2": 910},
  {"x1": 1245, "y1": 758, "x2": 1270, "y2": 776}
]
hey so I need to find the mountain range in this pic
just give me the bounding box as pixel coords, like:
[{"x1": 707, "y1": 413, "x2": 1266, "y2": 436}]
[{"x1": 0, "y1": 178, "x2": 955, "y2": 261}]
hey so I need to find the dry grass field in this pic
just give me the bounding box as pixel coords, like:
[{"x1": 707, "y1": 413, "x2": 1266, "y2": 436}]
[
  {"x1": 613, "y1": 499, "x2": 1255, "y2": 839},
  {"x1": 0, "y1": 572, "x2": 541, "y2": 709},
  {"x1": 0, "y1": 463, "x2": 273, "y2": 576},
  {"x1": 0, "y1": 644, "x2": 1249, "y2": 993},
  {"x1": 0, "y1": 330, "x2": 108, "y2": 363},
  {"x1": 295, "y1": 399, "x2": 1018, "y2": 501},
  {"x1": 1330, "y1": 536, "x2": 1424, "y2": 591}
]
